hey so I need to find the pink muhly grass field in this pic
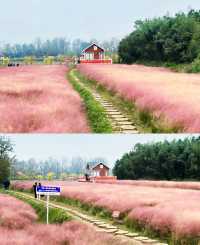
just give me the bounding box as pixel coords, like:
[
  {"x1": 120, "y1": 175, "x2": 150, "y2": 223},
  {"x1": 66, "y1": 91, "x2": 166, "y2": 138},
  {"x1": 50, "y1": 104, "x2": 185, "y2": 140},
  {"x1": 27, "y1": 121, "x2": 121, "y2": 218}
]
[
  {"x1": 12, "y1": 181, "x2": 200, "y2": 238},
  {"x1": 0, "y1": 194, "x2": 37, "y2": 229},
  {"x1": 96, "y1": 179, "x2": 200, "y2": 191},
  {"x1": 0, "y1": 221, "x2": 125, "y2": 245},
  {"x1": 0, "y1": 194, "x2": 123, "y2": 245},
  {"x1": 0, "y1": 65, "x2": 90, "y2": 133},
  {"x1": 78, "y1": 64, "x2": 200, "y2": 132}
]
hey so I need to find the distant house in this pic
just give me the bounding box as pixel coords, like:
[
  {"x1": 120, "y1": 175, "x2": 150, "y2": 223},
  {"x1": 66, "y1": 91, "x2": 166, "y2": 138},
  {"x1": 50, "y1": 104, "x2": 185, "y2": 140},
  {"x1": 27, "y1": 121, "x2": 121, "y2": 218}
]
[
  {"x1": 78, "y1": 162, "x2": 117, "y2": 182},
  {"x1": 80, "y1": 43, "x2": 112, "y2": 64},
  {"x1": 92, "y1": 163, "x2": 110, "y2": 177}
]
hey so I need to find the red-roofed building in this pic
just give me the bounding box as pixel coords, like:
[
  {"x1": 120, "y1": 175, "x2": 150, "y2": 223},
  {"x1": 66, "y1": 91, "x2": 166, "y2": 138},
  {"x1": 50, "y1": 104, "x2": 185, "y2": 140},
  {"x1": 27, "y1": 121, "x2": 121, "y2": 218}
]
[
  {"x1": 80, "y1": 43, "x2": 112, "y2": 64},
  {"x1": 92, "y1": 163, "x2": 110, "y2": 177}
]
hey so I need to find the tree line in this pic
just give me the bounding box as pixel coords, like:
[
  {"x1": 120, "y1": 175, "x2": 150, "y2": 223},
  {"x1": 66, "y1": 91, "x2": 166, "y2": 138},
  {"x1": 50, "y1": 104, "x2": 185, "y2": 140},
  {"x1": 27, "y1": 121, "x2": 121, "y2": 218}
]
[
  {"x1": 118, "y1": 10, "x2": 200, "y2": 64},
  {"x1": 0, "y1": 38, "x2": 119, "y2": 58},
  {"x1": 11, "y1": 157, "x2": 107, "y2": 180},
  {"x1": 0, "y1": 136, "x2": 108, "y2": 182},
  {"x1": 113, "y1": 137, "x2": 200, "y2": 181}
]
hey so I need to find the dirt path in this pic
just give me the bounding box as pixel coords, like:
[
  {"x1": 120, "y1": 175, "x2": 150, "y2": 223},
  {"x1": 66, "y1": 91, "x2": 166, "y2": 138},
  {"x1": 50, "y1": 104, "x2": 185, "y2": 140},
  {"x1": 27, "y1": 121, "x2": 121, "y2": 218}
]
[
  {"x1": 10, "y1": 191, "x2": 167, "y2": 245},
  {"x1": 70, "y1": 69, "x2": 139, "y2": 134}
]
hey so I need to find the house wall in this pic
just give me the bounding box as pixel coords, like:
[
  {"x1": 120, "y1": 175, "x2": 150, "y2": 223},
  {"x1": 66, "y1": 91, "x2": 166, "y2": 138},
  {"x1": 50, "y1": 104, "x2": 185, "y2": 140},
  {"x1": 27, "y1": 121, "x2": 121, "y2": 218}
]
[
  {"x1": 85, "y1": 52, "x2": 94, "y2": 60},
  {"x1": 93, "y1": 165, "x2": 109, "y2": 177}
]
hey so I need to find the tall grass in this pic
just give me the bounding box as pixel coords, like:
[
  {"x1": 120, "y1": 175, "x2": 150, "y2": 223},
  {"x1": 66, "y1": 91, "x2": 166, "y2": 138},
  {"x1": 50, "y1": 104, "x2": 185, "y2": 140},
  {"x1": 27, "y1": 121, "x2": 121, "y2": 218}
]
[
  {"x1": 0, "y1": 65, "x2": 90, "y2": 133},
  {"x1": 78, "y1": 64, "x2": 200, "y2": 132},
  {"x1": 0, "y1": 192, "x2": 126, "y2": 245},
  {"x1": 12, "y1": 181, "x2": 200, "y2": 244},
  {"x1": 74, "y1": 70, "x2": 176, "y2": 133},
  {"x1": 0, "y1": 193, "x2": 37, "y2": 229}
]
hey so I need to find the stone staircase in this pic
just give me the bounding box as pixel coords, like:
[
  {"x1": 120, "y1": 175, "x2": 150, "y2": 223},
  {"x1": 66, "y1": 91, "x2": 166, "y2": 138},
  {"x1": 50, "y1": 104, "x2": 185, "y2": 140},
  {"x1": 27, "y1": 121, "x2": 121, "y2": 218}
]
[{"x1": 71, "y1": 71, "x2": 139, "y2": 134}]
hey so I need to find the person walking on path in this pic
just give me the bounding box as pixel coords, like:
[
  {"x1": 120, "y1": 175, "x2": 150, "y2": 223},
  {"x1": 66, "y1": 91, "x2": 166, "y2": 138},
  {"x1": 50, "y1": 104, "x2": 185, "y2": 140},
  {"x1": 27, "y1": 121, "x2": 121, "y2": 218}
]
[{"x1": 33, "y1": 182, "x2": 38, "y2": 199}]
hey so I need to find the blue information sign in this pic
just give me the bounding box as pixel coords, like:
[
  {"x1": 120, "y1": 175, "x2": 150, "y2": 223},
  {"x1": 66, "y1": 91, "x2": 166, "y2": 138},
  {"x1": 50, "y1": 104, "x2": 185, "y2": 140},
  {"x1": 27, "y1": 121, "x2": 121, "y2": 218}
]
[
  {"x1": 35, "y1": 186, "x2": 61, "y2": 224},
  {"x1": 36, "y1": 186, "x2": 61, "y2": 195}
]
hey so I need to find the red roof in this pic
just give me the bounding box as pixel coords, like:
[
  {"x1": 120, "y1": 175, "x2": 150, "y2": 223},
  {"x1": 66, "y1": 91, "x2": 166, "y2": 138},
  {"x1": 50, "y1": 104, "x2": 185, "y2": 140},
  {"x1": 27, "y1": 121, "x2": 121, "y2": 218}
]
[
  {"x1": 92, "y1": 163, "x2": 109, "y2": 170},
  {"x1": 82, "y1": 43, "x2": 104, "y2": 53}
]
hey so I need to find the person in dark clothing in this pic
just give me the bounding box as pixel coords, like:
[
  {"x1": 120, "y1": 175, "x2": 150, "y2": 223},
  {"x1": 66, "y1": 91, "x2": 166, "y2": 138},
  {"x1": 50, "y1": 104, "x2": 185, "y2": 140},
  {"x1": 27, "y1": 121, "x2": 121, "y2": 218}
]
[
  {"x1": 85, "y1": 164, "x2": 90, "y2": 182},
  {"x1": 33, "y1": 182, "x2": 38, "y2": 199},
  {"x1": 38, "y1": 183, "x2": 44, "y2": 198},
  {"x1": 3, "y1": 180, "x2": 10, "y2": 190}
]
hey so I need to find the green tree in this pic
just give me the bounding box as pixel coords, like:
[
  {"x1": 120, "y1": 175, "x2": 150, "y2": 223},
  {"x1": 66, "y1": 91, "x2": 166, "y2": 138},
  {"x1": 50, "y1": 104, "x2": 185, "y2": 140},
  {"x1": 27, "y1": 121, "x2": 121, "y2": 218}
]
[
  {"x1": 118, "y1": 10, "x2": 200, "y2": 64},
  {"x1": 113, "y1": 137, "x2": 200, "y2": 181},
  {"x1": 47, "y1": 172, "x2": 56, "y2": 181},
  {"x1": 0, "y1": 137, "x2": 14, "y2": 185}
]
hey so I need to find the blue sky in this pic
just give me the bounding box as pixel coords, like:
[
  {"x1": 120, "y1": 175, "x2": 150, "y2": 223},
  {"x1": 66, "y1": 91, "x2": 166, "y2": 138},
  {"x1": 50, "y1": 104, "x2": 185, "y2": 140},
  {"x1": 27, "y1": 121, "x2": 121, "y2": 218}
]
[
  {"x1": 1, "y1": 0, "x2": 200, "y2": 44},
  {"x1": 3, "y1": 134, "x2": 198, "y2": 167}
]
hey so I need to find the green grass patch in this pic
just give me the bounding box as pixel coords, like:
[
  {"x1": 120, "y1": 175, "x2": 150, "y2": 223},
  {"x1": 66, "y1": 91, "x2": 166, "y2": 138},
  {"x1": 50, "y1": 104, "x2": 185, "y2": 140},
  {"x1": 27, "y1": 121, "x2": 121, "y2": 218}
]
[
  {"x1": 75, "y1": 70, "x2": 181, "y2": 133},
  {"x1": 53, "y1": 195, "x2": 112, "y2": 219},
  {"x1": 68, "y1": 69, "x2": 113, "y2": 133},
  {"x1": 8, "y1": 191, "x2": 72, "y2": 224}
]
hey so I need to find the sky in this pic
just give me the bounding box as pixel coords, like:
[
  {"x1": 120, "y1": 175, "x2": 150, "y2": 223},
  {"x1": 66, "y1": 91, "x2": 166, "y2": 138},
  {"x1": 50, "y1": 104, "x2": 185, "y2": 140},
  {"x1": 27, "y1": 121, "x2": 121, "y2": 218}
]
[
  {"x1": 3, "y1": 134, "x2": 198, "y2": 167},
  {"x1": 1, "y1": 0, "x2": 200, "y2": 44}
]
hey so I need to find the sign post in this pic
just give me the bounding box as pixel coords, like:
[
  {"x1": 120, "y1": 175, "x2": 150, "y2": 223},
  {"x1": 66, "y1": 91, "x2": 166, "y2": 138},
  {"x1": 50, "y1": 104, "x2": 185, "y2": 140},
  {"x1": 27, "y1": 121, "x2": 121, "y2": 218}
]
[
  {"x1": 36, "y1": 186, "x2": 61, "y2": 224},
  {"x1": 46, "y1": 195, "x2": 48, "y2": 224}
]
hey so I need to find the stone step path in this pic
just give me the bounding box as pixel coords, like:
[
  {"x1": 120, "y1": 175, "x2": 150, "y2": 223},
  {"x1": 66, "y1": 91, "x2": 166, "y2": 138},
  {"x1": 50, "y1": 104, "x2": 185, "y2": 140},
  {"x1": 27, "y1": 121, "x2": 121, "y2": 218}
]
[
  {"x1": 71, "y1": 70, "x2": 139, "y2": 134},
  {"x1": 12, "y1": 191, "x2": 168, "y2": 245}
]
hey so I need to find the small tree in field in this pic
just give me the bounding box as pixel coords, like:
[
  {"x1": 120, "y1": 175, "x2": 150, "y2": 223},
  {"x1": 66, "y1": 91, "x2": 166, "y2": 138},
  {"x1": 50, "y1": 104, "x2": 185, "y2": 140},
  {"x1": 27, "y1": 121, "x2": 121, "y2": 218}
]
[
  {"x1": 36, "y1": 175, "x2": 43, "y2": 181},
  {"x1": 47, "y1": 172, "x2": 56, "y2": 180},
  {"x1": 0, "y1": 136, "x2": 14, "y2": 185},
  {"x1": 24, "y1": 56, "x2": 35, "y2": 65},
  {"x1": 57, "y1": 55, "x2": 65, "y2": 64},
  {"x1": 1, "y1": 57, "x2": 10, "y2": 66},
  {"x1": 43, "y1": 56, "x2": 55, "y2": 65}
]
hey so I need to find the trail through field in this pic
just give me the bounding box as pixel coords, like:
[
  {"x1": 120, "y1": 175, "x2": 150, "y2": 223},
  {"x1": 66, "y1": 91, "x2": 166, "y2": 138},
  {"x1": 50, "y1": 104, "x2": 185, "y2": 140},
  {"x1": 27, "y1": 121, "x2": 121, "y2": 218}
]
[
  {"x1": 78, "y1": 64, "x2": 200, "y2": 132},
  {"x1": 0, "y1": 65, "x2": 90, "y2": 133},
  {"x1": 13, "y1": 180, "x2": 200, "y2": 243},
  {"x1": 10, "y1": 190, "x2": 165, "y2": 245},
  {"x1": 1, "y1": 192, "x2": 135, "y2": 245},
  {"x1": 70, "y1": 69, "x2": 139, "y2": 134}
]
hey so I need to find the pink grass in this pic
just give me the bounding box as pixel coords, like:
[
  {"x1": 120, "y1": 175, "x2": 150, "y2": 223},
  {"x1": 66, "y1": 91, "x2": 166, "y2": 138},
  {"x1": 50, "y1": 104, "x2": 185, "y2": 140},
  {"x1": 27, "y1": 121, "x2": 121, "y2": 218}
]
[
  {"x1": 12, "y1": 181, "x2": 200, "y2": 238},
  {"x1": 0, "y1": 65, "x2": 90, "y2": 133},
  {"x1": 0, "y1": 193, "x2": 124, "y2": 245},
  {"x1": 78, "y1": 64, "x2": 200, "y2": 132},
  {"x1": 0, "y1": 221, "x2": 124, "y2": 245},
  {"x1": 0, "y1": 194, "x2": 37, "y2": 229}
]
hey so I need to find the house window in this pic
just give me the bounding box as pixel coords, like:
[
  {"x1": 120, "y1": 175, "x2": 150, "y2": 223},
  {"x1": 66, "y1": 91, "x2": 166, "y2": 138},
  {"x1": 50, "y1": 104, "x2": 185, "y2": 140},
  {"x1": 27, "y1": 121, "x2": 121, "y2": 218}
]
[
  {"x1": 94, "y1": 46, "x2": 97, "y2": 51},
  {"x1": 85, "y1": 53, "x2": 94, "y2": 60}
]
